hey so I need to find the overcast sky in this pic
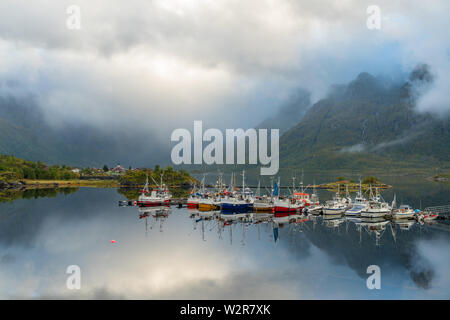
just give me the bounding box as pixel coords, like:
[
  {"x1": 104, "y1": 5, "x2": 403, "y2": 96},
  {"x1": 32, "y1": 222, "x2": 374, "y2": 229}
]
[{"x1": 0, "y1": 0, "x2": 449, "y2": 142}]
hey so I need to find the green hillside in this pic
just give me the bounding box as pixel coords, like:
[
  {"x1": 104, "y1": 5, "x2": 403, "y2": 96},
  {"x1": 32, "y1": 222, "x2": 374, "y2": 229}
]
[
  {"x1": 0, "y1": 154, "x2": 78, "y2": 181},
  {"x1": 280, "y1": 67, "x2": 450, "y2": 171}
]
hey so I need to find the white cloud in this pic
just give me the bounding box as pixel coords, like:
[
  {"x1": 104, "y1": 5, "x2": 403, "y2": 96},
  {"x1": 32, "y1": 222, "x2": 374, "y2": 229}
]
[{"x1": 0, "y1": 0, "x2": 449, "y2": 140}]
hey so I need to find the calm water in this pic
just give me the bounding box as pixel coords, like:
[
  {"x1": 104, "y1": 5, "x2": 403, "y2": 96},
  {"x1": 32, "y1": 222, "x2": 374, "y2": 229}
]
[{"x1": 0, "y1": 177, "x2": 449, "y2": 299}]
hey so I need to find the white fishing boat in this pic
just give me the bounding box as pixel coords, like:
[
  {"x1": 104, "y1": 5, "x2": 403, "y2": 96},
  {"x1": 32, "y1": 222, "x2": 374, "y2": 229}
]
[
  {"x1": 307, "y1": 184, "x2": 323, "y2": 214},
  {"x1": 345, "y1": 180, "x2": 367, "y2": 216},
  {"x1": 323, "y1": 189, "x2": 348, "y2": 215},
  {"x1": 137, "y1": 175, "x2": 172, "y2": 207},
  {"x1": 253, "y1": 197, "x2": 274, "y2": 212},
  {"x1": 360, "y1": 187, "x2": 391, "y2": 218},
  {"x1": 360, "y1": 201, "x2": 391, "y2": 218},
  {"x1": 253, "y1": 180, "x2": 274, "y2": 212},
  {"x1": 392, "y1": 204, "x2": 415, "y2": 219}
]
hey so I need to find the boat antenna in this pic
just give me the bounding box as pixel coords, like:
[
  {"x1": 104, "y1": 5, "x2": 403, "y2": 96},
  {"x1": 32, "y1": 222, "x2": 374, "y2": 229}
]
[
  {"x1": 151, "y1": 176, "x2": 159, "y2": 187},
  {"x1": 392, "y1": 194, "x2": 397, "y2": 209}
]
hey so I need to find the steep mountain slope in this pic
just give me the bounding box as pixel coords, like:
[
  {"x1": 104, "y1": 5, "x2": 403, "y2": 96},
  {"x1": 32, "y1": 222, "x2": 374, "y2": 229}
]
[
  {"x1": 280, "y1": 66, "x2": 450, "y2": 171},
  {"x1": 257, "y1": 88, "x2": 311, "y2": 134},
  {"x1": 0, "y1": 95, "x2": 168, "y2": 167}
]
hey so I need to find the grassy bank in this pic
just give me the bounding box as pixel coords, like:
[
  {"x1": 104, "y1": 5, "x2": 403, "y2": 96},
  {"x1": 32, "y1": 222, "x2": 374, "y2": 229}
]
[{"x1": 20, "y1": 179, "x2": 121, "y2": 188}]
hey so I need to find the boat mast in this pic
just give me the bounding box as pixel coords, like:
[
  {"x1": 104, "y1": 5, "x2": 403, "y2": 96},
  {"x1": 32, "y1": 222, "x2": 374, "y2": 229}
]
[
  {"x1": 256, "y1": 179, "x2": 261, "y2": 197},
  {"x1": 270, "y1": 177, "x2": 274, "y2": 198},
  {"x1": 278, "y1": 176, "x2": 281, "y2": 197},
  {"x1": 241, "y1": 170, "x2": 245, "y2": 196},
  {"x1": 300, "y1": 169, "x2": 304, "y2": 192}
]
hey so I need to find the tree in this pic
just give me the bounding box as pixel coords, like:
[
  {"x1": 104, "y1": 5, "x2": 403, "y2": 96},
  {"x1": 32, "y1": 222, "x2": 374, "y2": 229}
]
[
  {"x1": 103, "y1": 165, "x2": 109, "y2": 172},
  {"x1": 362, "y1": 176, "x2": 380, "y2": 184}
]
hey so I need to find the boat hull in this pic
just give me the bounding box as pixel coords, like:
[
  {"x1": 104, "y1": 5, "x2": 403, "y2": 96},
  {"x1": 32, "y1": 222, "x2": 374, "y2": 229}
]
[
  {"x1": 221, "y1": 202, "x2": 251, "y2": 213},
  {"x1": 392, "y1": 213, "x2": 414, "y2": 219},
  {"x1": 323, "y1": 208, "x2": 345, "y2": 215},
  {"x1": 253, "y1": 203, "x2": 274, "y2": 212},
  {"x1": 198, "y1": 203, "x2": 218, "y2": 211},
  {"x1": 360, "y1": 210, "x2": 390, "y2": 218},
  {"x1": 137, "y1": 199, "x2": 170, "y2": 207},
  {"x1": 187, "y1": 201, "x2": 199, "y2": 209}
]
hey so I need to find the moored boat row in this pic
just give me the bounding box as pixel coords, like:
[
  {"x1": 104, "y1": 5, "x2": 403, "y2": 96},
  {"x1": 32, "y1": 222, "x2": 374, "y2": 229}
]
[{"x1": 131, "y1": 173, "x2": 439, "y2": 223}]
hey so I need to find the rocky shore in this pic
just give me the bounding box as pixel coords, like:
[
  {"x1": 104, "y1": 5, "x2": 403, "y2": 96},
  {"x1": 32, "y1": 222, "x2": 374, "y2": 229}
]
[{"x1": 0, "y1": 180, "x2": 27, "y2": 190}]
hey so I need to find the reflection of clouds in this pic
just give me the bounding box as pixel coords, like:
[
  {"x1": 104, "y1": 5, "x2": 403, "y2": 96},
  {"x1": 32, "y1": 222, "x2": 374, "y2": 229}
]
[
  {"x1": 1, "y1": 207, "x2": 301, "y2": 299},
  {"x1": 0, "y1": 206, "x2": 360, "y2": 299},
  {"x1": 1, "y1": 189, "x2": 449, "y2": 299},
  {"x1": 412, "y1": 238, "x2": 450, "y2": 292}
]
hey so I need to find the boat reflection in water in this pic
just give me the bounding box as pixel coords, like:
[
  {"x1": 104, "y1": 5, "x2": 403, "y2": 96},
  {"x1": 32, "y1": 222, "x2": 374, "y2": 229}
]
[
  {"x1": 166, "y1": 206, "x2": 429, "y2": 248},
  {"x1": 138, "y1": 206, "x2": 172, "y2": 234}
]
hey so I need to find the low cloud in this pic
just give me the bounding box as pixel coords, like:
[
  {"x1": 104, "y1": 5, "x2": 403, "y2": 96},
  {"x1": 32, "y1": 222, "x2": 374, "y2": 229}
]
[
  {"x1": 340, "y1": 132, "x2": 420, "y2": 154},
  {"x1": 340, "y1": 143, "x2": 366, "y2": 153},
  {"x1": 0, "y1": 0, "x2": 449, "y2": 142}
]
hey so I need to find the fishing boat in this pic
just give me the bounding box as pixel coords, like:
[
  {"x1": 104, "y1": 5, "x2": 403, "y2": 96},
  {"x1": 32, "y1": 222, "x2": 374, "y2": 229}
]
[
  {"x1": 253, "y1": 196, "x2": 274, "y2": 212},
  {"x1": 360, "y1": 200, "x2": 391, "y2": 218},
  {"x1": 137, "y1": 176, "x2": 171, "y2": 207},
  {"x1": 273, "y1": 177, "x2": 302, "y2": 214},
  {"x1": 360, "y1": 187, "x2": 391, "y2": 218},
  {"x1": 187, "y1": 194, "x2": 200, "y2": 208},
  {"x1": 221, "y1": 171, "x2": 254, "y2": 213},
  {"x1": 187, "y1": 182, "x2": 202, "y2": 208},
  {"x1": 415, "y1": 211, "x2": 439, "y2": 221},
  {"x1": 392, "y1": 204, "x2": 415, "y2": 219},
  {"x1": 198, "y1": 197, "x2": 219, "y2": 211},
  {"x1": 221, "y1": 196, "x2": 253, "y2": 212},
  {"x1": 307, "y1": 184, "x2": 323, "y2": 214},
  {"x1": 274, "y1": 197, "x2": 301, "y2": 214},
  {"x1": 253, "y1": 180, "x2": 274, "y2": 212},
  {"x1": 323, "y1": 189, "x2": 348, "y2": 215},
  {"x1": 345, "y1": 180, "x2": 367, "y2": 216}
]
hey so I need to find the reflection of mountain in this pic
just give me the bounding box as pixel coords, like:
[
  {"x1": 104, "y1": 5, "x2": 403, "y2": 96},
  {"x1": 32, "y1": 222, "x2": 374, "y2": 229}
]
[
  {"x1": 0, "y1": 95, "x2": 167, "y2": 167},
  {"x1": 281, "y1": 218, "x2": 446, "y2": 290},
  {"x1": 280, "y1": 65, "x2": 450, "y2": 170},
  {"x1": 0, "y1": 187, "x2": 78, "y2": 204},
  {"x1": 0, "y1": 188, "x2": 108, "y2": 247}
]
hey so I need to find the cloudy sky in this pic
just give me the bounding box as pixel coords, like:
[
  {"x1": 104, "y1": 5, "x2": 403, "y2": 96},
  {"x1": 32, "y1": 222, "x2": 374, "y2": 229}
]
[{"x1": 0, "y1": 0, "x2": 449, "y2": 142}]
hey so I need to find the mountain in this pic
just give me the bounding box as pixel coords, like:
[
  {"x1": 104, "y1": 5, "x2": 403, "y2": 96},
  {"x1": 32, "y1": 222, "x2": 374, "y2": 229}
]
[
  {"x1": 0, "y1": 94, "x2": 168, "y2": 167},
  {"x1": 257, "y1": 88, "x2": 311, "y2": 134},
  {"x1": 280, "y1": 65, "x2": 450, "y2": 171}
]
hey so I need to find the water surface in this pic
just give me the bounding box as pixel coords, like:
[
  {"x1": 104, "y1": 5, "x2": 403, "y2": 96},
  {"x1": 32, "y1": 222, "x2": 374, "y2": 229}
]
[{"x1": 0, "y1": 181, "x2": 449, "y2": 299}]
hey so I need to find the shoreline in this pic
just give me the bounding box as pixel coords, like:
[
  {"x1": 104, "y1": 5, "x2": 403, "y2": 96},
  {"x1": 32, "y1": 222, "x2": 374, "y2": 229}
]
[
  {"x1": 0, "y1": 179, "x2": 121, "y2": 190},
  {"x1": 0, "y1": 179, "x2": 194, "y2": 191}
]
